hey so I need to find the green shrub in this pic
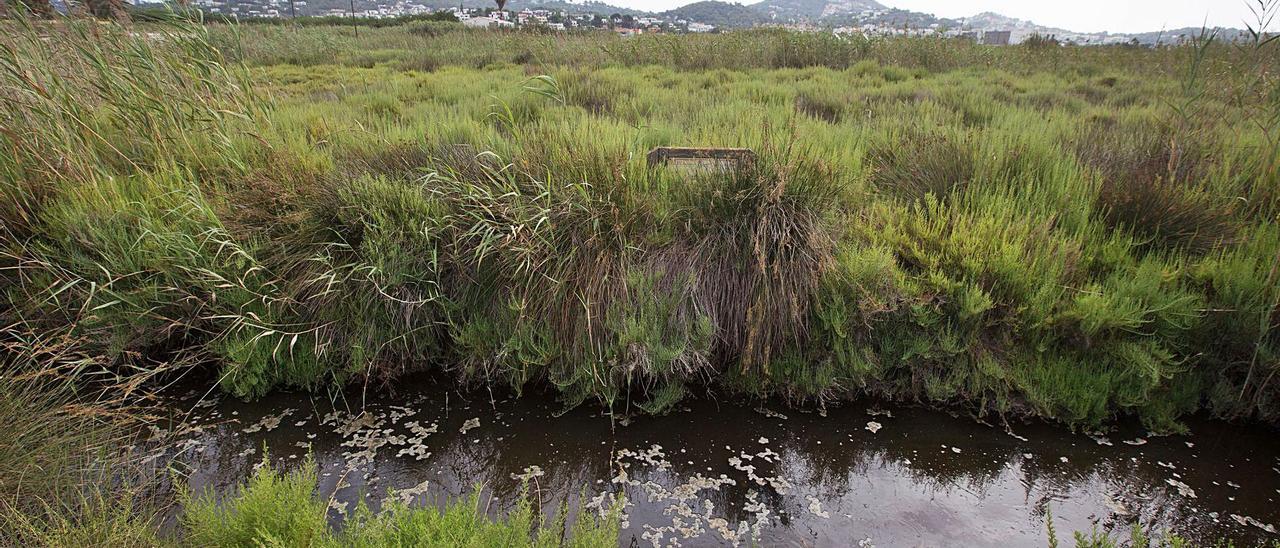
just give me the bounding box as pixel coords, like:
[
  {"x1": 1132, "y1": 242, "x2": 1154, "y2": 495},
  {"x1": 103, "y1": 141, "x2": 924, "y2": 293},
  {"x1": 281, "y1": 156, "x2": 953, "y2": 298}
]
[{"x1": 182, "y1": 456, "x2": 622, "y2": 547}]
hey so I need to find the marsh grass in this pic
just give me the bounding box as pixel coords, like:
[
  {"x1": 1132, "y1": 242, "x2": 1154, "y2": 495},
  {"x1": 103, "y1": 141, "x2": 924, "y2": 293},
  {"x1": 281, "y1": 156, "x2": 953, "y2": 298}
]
[
  {"x1": 2, "y1": 12, "x2": 1280, "y2": 437},
  {"x1": 2, "y1": 483, "x2": 166, "y2": 547},
  {"x1": 0, "y1": 340, "x2": 170, "y2": 547}
]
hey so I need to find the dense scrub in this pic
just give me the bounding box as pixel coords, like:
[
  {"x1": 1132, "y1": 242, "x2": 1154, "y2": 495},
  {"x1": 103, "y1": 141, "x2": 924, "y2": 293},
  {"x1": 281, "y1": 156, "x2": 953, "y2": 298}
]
[{"x1": 2, "y1": 16, "x2": 1280, "y2": 435}]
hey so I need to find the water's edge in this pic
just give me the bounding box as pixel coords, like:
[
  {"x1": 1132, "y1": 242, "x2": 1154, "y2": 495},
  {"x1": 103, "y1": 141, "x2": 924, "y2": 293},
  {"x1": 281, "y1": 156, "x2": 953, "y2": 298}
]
[{"x1": 152, "y1": 376, "x2": 1280, "y2": 547}]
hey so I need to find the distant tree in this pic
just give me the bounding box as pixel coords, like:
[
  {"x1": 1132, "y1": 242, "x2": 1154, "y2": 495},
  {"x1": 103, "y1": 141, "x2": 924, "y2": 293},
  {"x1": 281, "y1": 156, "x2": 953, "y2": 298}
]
[
  {"x1": 1023, "y1": 33, "x2": 1060, "y2": 49},
  {"x1": 429, "y1": 10, "x2": 458, "y2": 22},
  {"x1": 493, "y1": 0, "x2": 506, "y2": 14}
]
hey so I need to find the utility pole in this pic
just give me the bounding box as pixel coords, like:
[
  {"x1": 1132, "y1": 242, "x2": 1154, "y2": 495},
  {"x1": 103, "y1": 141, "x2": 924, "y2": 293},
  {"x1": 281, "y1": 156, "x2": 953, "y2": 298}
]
[
  {"x1": 288, "y1": 0, "x2": 296, "y2": 19},
  {"x1": 350, "y1": 0, "x2": 358, "y2": 37}
]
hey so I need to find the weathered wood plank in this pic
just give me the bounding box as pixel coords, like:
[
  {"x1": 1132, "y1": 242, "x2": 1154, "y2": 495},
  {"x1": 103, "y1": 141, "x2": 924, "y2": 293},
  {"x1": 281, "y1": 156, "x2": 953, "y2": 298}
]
[{"x1": 646, "y1": 147, "x2": 756, "y2": 174}]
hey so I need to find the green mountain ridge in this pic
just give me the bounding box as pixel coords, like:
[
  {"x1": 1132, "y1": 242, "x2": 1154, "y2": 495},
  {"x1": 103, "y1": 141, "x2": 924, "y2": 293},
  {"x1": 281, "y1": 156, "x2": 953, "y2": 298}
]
[{"x1": 660, "y1": 0, "x2": 767, "y2": 26}]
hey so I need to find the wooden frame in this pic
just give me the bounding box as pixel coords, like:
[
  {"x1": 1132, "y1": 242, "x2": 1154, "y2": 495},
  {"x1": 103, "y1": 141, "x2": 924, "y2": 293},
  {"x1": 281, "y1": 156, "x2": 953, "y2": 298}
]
[{"x1": 646, "y1": 147, "x2": 757, "y2": 173}]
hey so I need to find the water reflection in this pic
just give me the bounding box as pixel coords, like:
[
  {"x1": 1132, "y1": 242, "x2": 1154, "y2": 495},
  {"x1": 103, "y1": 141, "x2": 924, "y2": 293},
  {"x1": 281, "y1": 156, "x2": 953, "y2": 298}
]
[{"x1": 158, "y1": 379, "x2": 1280, "y2": 547}]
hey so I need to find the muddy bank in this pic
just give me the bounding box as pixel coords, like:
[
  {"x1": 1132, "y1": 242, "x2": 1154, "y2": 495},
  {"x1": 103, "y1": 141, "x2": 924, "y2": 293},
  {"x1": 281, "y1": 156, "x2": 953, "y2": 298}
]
[{"x1": 150, "y1": 377, "x2": 1280, "y2": 547}]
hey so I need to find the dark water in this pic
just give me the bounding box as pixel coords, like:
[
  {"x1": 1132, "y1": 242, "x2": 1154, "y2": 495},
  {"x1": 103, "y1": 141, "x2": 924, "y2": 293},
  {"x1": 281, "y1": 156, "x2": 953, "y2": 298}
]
[{"x1": 151, "y1": 376, "x2": 1280, "y2": 547}]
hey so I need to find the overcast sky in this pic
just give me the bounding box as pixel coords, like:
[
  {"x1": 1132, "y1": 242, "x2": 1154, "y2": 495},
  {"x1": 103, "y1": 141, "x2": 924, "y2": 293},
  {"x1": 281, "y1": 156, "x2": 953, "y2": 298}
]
[{"x1": 615, "y1": 0, "x2": 1260, "y2": 34}]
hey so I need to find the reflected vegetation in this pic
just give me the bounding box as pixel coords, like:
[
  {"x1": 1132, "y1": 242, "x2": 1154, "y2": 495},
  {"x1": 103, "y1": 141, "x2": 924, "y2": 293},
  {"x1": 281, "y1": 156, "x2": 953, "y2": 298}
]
[{"x1": 153, "y1": 376, "x2": 1280, "y2": 547}]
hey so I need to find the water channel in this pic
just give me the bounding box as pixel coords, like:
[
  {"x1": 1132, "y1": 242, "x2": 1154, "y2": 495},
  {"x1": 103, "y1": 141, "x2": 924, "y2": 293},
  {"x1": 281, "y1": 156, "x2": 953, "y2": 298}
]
[{"x1": 152, "y1": 375, "x2": 1280, "y2": 547}]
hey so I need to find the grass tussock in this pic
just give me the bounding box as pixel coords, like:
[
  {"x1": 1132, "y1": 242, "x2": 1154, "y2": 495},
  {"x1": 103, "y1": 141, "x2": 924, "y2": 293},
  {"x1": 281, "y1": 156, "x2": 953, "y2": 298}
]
[
  {"x1": 0, "y1": 379, "x2": 154, "y2": 540},
  {"x1": 0, "y1": 332, "x2": 169, "y2": 547}
]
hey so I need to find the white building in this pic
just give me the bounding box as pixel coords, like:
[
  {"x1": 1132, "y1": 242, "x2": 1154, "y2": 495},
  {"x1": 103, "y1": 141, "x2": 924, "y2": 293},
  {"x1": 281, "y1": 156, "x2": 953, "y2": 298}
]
[{"x1": 463, "y1": 16, "x2": 515, "y2": 28}]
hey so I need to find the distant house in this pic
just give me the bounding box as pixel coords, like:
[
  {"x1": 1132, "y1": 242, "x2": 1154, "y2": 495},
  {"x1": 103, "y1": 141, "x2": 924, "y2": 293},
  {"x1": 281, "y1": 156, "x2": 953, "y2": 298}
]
[
  {"x1": 463, "y1": 16, "x2": 514, "y2": 29},
  {"x1": 982, "y1": 30, "x2": 1011, "y2": 45}
]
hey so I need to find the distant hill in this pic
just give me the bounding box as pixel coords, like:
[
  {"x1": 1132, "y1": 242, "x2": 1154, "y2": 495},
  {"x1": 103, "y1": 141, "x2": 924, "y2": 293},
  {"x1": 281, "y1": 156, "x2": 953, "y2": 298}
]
[
  {"x1": 1124, "y1": 26, "x2": 1252, "y2": 44},
  {"x1": 665, "y1": 0, "x2": 947, "y2": 29},
  {"x1": 166, "y1": 0, "x2": 1252, "y2": 44},
  {"x1": 750, "y1": 0, "x2": 883, "y2": 23},
  {"x1": 819, "y1": 6, "x2": 955, "y2": 29},
  {"x1": 960, "y1": 12, "x2": 1063, "y2": 33},
  {"x1": 519, "y1": 0, "x2": 646, "y2": 16},
  {"x1": 218, "y1": 0, "x2": 648, "y2": 17},
  {"x1": 954, "y1": 13, "x2": 1252, "y2": 44},
  {"x1": 954, "y1": 11, "x2": 1073, "y2": 41},
  {"x1": 661, "y1": 1, "x2": 767, "y2": 27}
]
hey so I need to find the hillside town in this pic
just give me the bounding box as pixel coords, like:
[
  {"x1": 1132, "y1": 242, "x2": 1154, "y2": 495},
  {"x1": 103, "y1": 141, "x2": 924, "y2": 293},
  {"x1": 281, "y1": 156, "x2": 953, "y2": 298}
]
[
  {"x1": 187, "y1": 0, "x2": 718, "y2": 33},
  {"x1": 184, "y1": 0, "x2": 1227, "y2": 45},
  {"x1": 454, "y1": 9, "x2": 704, "y2": 34}
]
